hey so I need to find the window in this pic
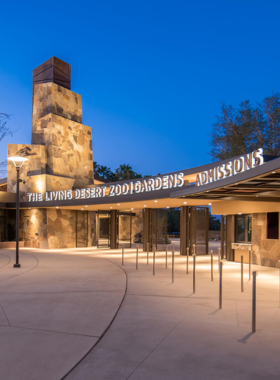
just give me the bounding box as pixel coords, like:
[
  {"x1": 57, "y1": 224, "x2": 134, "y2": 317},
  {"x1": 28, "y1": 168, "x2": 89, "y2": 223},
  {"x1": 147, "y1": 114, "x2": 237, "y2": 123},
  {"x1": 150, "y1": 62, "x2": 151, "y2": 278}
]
[
  {"x1": 235, "y1": 214, "x2": 252, "y2": 243},
  {"x1": 267, "y1": 212, "x2": 279, "y2": 239}
]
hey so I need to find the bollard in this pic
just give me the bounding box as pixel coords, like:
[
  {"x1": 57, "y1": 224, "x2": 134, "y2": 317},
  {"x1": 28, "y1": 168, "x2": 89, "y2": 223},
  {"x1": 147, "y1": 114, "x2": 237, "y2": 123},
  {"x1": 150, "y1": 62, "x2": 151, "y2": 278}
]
[
  {"x1": 147, "y1": 242, "x2": 149, "y2": 265},
  {"x1": 172, "y1": 245, "x2": 175, "y2": 283},
  {"x1": 166, "y1": 244, "x2": 168, "y2": 269},
  {"x1": 211, "y1": 250, "x2": 214, "y2": 282},
  {"x1": 218, "y1": 247, "x2": 221, "y2": 272},
  {"x1": 122, "y1": 244, "x2": 124, "y2": 266},
  {"x1": 193, "y1": 254, "x2": 196, "y2": 294},
  {"x1": 241, "y1": 255, "x2": 244, "y2": 292},
  {"x1": 136, "y1": 245, "x2": 138, "y2": 270},
  {"x1": 153, "y1": 246, "x2": 155, "y2": 276},
  {"x1": 186, "y1": 247, "x2": 189, "y2": 274},
  {"x1": 193, "y1": 244, "x2": 196, "y2": 255},
  {"x1": 252, "y1": 271, "x2": 258, "y2": 332},
  {"x1": 249, "y1": 249, "x2": 252, "y2": 281},
  {"x1": 219, "y1": 261, "x2": 223, "y2": 309}
]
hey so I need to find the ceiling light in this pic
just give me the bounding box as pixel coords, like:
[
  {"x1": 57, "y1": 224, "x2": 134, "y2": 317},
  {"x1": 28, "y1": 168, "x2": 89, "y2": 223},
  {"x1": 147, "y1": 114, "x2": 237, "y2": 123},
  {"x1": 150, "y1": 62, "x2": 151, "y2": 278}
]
[
  {"x1": 110, "y1": 207, "x2": 113, "y2": 209},
  {"x1": 184, "y1": 201, "x2": 187, "y2": 204},
  {"x1": 154, "y1": 200, "x2": 158, "y2": 203},
  {"x1": 256, "y1": 195, "x2": 259, "y2": 197},
  {"x1": 29, "y1": 207, "x2": 31, "y2": 210},
  {"x1": 117, "y1": 203, "x2": 120, "y2": 206},
  {"x1": 167, "y1": 206, "x2": 170, "y2": 209},
  {"x1": 56, "y1": 206, "x2": 59, "y2": 209},
  {"x1": 238, "y1": 212, "x2": 242, "y2": 215},
  {"x1": 208, "y1": 203, "x2": 212, "y2": 206},
  {"x1": 81, "y1": 208, "x2": 83, "y2": 210},
  {"x1": 144, "y1": 205, "x2": 147, "y2": 207},
  {"x1": 272, "y1": 171, "x2": 276, "y2": 174},
  {"x1": 131, "y1": 208, "x2": 134, "y2": 210},
  {"x1": 85, "y1": 205, "x2": 88, "y2": 207}
]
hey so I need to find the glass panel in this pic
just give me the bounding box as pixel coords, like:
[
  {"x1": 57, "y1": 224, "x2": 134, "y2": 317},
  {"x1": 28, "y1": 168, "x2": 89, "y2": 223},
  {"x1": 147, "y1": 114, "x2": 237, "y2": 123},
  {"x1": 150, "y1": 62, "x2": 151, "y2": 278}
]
[
  {"x1": 237, "y1": 217, "x2": 245, "y2": 242},
  {"x1": 194, "y1": 207, "x2": 207, "y2": 254},
  {"x1": 119, "y1": 215, "x2": 131, "y2": 248},
  {"x1": 267, "y1": 212, "x2": 279, "y2": 239},
  {"x1": 97, "y1": 214, "x2": 110, "y2": 248},
  {"x1": 156, "y1": 209, "x2": 167, "y2": 248},
  {"x1": 248, "y1": 216, "x2": 252, "y2": 242}
]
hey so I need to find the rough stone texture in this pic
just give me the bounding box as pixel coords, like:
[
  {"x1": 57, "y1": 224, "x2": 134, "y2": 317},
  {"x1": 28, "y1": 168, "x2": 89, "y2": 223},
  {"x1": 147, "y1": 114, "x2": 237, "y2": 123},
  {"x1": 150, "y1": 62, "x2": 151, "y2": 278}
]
[
  {"x1": 119, "y1": 216, "x2": 131, "y2": 241},
  {"x1": 88, "y1": 211, "x2": 97, "y2": 246},
  {"x1": 32, "y1": 113, "x2": 93, "y2": 186},
  {"x1": 252, "y1": 213, "x2": 280, "y2": 267},
  {"x1": 32, "y1": 83, "x2": 82, "y2": 125},
  {"x1": 132, "y1": 210, "x2": 143, "y2": 240},
  {"x1": 7, "y1": 144, "x2": 48, "y2": 200},
  {"x1": 47, "y1": 209, "x2": 76, "y2": 249},
  {"x1": 20, "y1": 208, "x2": 48, "y2": 248}
]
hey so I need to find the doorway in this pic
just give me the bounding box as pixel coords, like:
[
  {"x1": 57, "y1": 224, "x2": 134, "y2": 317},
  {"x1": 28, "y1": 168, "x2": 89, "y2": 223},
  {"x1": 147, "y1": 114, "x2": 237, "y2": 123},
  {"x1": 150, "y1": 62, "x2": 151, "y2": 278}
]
[{"x1": 97, "y1": 212, "x2": 111, "y2": 248}]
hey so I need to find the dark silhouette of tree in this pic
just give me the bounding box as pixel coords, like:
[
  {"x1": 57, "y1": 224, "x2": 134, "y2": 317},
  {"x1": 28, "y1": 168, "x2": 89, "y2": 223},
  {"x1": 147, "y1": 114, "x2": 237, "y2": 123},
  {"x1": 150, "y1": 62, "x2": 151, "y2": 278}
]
[{"x1": 210, "y1": 93, "x2": 280, "y2": 160}]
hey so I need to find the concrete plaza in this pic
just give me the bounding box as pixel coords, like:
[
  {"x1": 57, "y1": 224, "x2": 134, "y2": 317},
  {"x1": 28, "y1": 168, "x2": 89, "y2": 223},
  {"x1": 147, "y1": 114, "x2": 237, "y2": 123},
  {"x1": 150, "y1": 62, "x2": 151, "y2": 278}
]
[{"x1": 0, "y1": 245, "x2": 280, "y2": 379}]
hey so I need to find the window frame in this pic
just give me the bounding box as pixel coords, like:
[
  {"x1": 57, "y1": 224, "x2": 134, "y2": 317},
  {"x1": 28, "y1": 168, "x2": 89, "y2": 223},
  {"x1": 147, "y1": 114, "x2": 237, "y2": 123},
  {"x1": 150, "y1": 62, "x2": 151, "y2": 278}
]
[{"x1": 235, "y1": 214, "x2": 252, "y2": 244}]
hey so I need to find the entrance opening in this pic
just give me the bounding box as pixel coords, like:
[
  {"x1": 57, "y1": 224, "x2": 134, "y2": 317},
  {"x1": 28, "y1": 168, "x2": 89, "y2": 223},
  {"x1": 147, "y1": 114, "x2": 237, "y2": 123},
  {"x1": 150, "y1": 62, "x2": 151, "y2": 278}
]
[
  {"x1": 97, "y1": 212, "x2": 111, "y2": 248},
  {"x1": 118, "y1": 212, "x2": 132, "y2": 248},
  {"x1": 190, "y1": 206, "x2": 209, "y2": 255},
  {"x1": 76, "y1": 211, "x2": 88, "y2": 247},
  {"x1": 150, "y1": 209, "x2": 168, "y2": 250},
  {"x1": 0, "y1": 210, "x2": 16, "y2": 242}
]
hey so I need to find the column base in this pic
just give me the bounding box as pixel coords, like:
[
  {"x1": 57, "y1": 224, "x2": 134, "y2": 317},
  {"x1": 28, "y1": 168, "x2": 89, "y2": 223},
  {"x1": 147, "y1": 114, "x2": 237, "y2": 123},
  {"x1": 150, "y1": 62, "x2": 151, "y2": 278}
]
[{"x1": 13, "y1": 264, "x2": 21, "y2": 268}]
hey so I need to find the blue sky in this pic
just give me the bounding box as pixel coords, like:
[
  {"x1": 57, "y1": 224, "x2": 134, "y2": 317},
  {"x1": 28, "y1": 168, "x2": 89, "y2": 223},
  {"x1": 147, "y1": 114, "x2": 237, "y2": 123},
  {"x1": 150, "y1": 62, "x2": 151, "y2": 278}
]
[{"x1": 1, "y1": 0, "x2": 280, "y2": 176}]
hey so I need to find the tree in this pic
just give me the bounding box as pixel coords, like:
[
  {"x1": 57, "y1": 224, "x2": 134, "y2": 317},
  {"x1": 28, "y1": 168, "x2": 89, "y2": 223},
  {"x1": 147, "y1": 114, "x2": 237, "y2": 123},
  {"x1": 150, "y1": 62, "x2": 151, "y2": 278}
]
[
  {"x1": 209, "y1": 214, "x2": 221, "y2": 231},
  {"x1": 0, "y1": 113, "x2": 14, "y2": 142},
  {"x1": 210, "y1": 93, "x2": 280, "y2": 160},
  {"x1": 115, "y1": 164, "x2": 142, "y2": 181},
  {"x1": 0, "y1": 114, "x2": 15, "y2": 177},
  {"x1": 96, "y1": 165, "x2": 114, "y2": 180}
]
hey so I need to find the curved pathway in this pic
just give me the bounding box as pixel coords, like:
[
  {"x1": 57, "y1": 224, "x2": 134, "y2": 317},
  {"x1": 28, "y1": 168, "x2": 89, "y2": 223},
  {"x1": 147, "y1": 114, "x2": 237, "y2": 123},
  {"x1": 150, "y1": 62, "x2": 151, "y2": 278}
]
[{"x1": 0, "y1": 248, "x2": 126, "y2": 380}]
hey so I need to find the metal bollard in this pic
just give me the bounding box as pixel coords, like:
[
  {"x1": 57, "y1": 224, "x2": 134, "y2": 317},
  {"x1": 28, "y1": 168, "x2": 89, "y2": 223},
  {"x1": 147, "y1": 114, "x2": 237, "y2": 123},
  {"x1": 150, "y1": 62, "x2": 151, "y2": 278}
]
[
  {"x1": 172, "y1": 245, "x2": 175, "y2": 283},
  {"x1": 122, "y1": 244, "x2": 124, "y2": 266},
  {"x1": 153, "y1": 246, "x2": 155, "y2": 276},
  {"x1": 219, "y1": 261, "x2": 223, "y2": 309},
  {"x1": 252, "y1": 271, "x2": 258, "y2": 332},
  {"x1": 249, "y1": 249, "x2": 252, "y2": 281},
  {"x1": 136, "y1": 245, "x2": 138, "y2": 270},
  {"x1": 241, "y1": 255, "x2": 244, "y2": 292},
  {"x1": 193, "y1": 254, "x2": 196, "y2": 294},
  {"x1": 186, "y1": 247, "x2": 189, "y2": 274},
  {"x1": 147, "y1": 242, "x2": 149, "y2": 265},
  {"x1": 211, "y1": 250, "x2": 213, "y2": 282},
  {"x1": 218, "y1": 247, "x2": 221, "y2": 272},
  {"x1": 193, "y1": 244, "x2": 196, "y2": 255},
  {"x1": 166, "y1": 244, "x2": 168, "y2": 269}
]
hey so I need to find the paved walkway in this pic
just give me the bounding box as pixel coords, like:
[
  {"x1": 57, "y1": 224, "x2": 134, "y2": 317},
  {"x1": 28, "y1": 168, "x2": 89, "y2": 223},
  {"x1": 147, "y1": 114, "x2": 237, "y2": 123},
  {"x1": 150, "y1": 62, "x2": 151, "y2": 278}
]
[
  {"x1": 0, "y1": 248, "x2": 126, "y2": 380},
  {"x1": 1, "y1": 247, "x2": 280, "y2": 379}
]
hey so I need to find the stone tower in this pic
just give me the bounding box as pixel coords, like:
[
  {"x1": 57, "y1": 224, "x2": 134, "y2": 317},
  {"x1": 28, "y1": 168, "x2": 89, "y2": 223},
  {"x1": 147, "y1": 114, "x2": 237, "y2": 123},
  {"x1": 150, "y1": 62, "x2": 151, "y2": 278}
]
[
  {"x1": 7, "y1": 57, "x2": 96, "y2": 249},
  {"x1": 8, "y1": 57, "x2": 94, "y2": 198}
]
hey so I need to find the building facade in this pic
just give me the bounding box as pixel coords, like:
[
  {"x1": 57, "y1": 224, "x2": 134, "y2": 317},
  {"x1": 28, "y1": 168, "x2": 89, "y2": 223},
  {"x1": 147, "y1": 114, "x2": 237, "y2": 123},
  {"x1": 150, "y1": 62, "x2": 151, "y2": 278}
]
[{"x1": 1, "y1": 57, "x2": 280, "y2": 268}]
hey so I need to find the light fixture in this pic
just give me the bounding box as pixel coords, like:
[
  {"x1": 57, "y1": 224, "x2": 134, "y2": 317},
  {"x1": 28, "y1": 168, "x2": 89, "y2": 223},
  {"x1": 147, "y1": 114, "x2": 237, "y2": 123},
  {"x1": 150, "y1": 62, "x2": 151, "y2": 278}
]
[
  {"x1": 81, "y1": 208, "x2": 84, "y2": 210},
  {"x1": 85, "y1": 205, "x2": 88, "y2": 207},
  {"x1": 7, "y1": 156, "x2": 28, "y2": 168},
  {"x1": 7, "y1": 155, "x2": 28, "y2": 268},
  {"x1": 208, "y1": 203, "x2": 212, "y2": 205},
  {"x1": 110, "y1": 207, "x2": 113, "y2": 209},
  {"x1": 131, "y1": 208, "x2": 134, "y2": 210},
  {"x1": 167, "y1": 206, "x2": 170, "y2": 209},
  {"x1": 154, "y1": 200, "x2": 158, "y2": 203},
  {"x1": 238, "y1": 212, "x2": 242, "y2": 215},
  {"x1": 144, "y1": 205, "x2": 147, "y2": 207},
  {"x1": 256, "y1": 195, "x2": 259, "y2": 197},
  {"x1": 28, "y1": 207, "x2": 31, "y2": 210},
  {"x1": 56, "y1": 206, "x2": 59, "y2": 209},
  {"x1": 117, "y1": 203, "x2": 120, "y2": 206},
  {"x1": 184, "y1": 201, "x2": 187, "y2": 204},
  {"x1": 272, "y1": 171, "x2": 276, "y2": 174}
]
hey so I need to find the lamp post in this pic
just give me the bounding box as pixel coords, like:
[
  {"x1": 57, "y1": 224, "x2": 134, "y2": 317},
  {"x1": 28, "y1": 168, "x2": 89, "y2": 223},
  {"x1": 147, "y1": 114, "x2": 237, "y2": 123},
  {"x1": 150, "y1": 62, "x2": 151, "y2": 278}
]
[{"x1": 7, "y1": 156, "x2": 28, "y2": 268}]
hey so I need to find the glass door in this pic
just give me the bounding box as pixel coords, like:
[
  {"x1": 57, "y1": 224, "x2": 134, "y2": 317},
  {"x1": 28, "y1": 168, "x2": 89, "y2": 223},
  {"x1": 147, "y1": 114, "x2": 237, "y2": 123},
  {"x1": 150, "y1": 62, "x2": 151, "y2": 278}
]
[{"x1": 97, "y1": 212, "x2": 111, "y2": 248}]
